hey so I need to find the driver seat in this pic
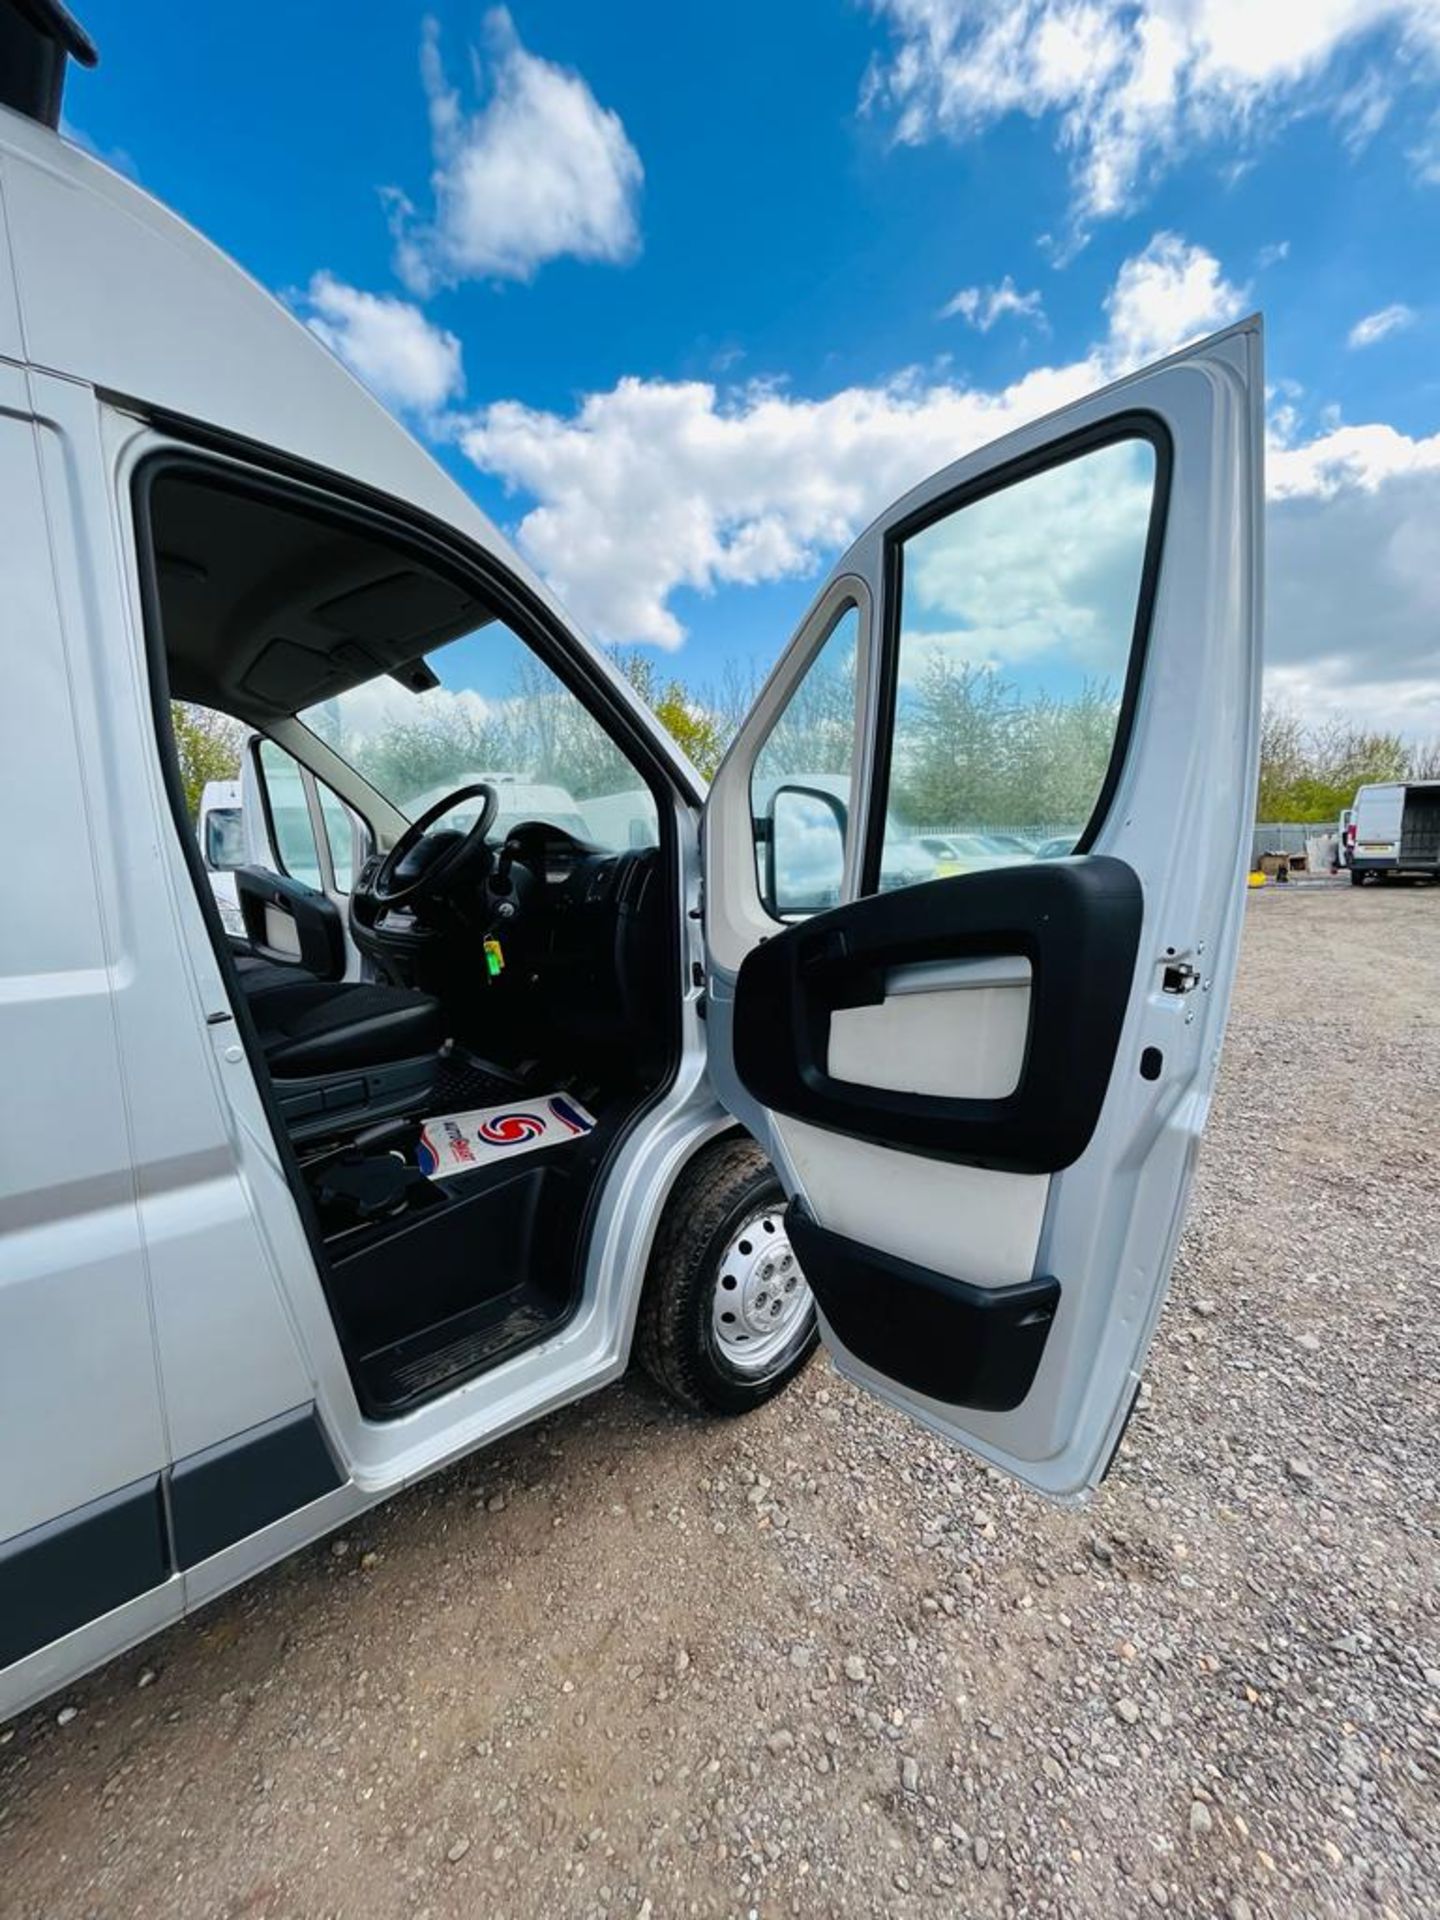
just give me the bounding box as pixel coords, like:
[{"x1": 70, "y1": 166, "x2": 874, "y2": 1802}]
[
  {"x1": 234, "y1": 959, "x2": 446, "y2": 1136},
  {"x1": 237, "y1": 961, "x2": 446, "y2": 1076}
]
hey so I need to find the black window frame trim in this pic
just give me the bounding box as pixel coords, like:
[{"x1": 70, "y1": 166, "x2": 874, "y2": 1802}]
[
  {"x1": 860, "y1": 411, "x2": 1175, "y2": 896},
  {"x1": 749, "y1": 587, "x2": 865, "y2": 922}
]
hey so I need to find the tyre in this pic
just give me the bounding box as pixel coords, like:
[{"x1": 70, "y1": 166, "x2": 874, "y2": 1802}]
[
  {"x1": 636, "y1": 1137, "x2": 818, "y2": 1415},
  {"x1": 1350, "y1": 867, "x2": 1366, "y2": 886}
]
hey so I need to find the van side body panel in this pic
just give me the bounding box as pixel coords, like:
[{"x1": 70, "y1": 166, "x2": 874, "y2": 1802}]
[{"x1": 0, "y1": 369, "x2": 184, "y2": 1704}]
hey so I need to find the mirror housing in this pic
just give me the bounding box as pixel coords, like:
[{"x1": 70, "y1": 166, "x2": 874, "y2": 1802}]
[
  {"x1": 763, "y1": 782, "x2": 848, "y2": 918},
  {"x1": 202, "y1": 807, "x2": 245, "y2": 872}
]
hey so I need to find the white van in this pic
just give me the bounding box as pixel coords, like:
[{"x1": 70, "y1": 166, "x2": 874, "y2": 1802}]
[
  {"x1": 0, "y1": 10, "x2": 1262, "y2": 1722},
  {"x1": 1348, "y1": 781, "x2": 1440, "y2": 884},
  {"x1": 196, "y1": 777, "x2": 245, "y2": 937}
]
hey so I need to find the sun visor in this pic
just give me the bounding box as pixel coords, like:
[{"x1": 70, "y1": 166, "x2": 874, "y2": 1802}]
[
  {"x1": 313, "y1": 569, "x2": 480, "y2": 641},
  {"x1": 240, "y1": 638, "x2": 368, "y2": 711}
]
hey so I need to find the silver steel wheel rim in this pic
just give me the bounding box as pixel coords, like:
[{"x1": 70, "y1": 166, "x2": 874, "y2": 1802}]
[{"x1": 711, "y1": 1205, "x2": 813, "y2": 1374}]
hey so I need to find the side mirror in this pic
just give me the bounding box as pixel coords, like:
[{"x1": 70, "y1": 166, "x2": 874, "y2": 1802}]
[
  {"x1": 764, "y1": 783, "x2": 848, "y2": 917},
  {"x1": 202, "y1": 808, "x2": 245, "y2": 871}
]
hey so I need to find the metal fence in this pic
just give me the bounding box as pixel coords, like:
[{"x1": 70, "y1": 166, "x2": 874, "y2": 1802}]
[
  {"x1": 913, "y1": 820, "x2": 1344, "y2": 871},
  {"x1": 1252, "y1": 821, "x2": 1339, "y2": 871},
  {"x1": 924, "y1": 823, "x2": 1081, "y2": 848}
]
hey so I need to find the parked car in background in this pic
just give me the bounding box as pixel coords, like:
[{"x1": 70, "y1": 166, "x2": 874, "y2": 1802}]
[
  {"x1": 917, "y1": 832, "x2": 1026, "y2": 875},
  {"x1": 979, "y1": 832, "x2": 1038, "y2": 858},
  {"x1": 1034, "y1": 833, "x2": 1081, "y2": 859},
  {"x1": 752, "y1": 773, "x2": 940, "y2": 910},
  {"x1": 1348, "y1": 781, "x2": 1440, "y2": 884}
]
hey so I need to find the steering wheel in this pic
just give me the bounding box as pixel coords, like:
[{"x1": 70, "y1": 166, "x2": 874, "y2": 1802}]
[{"x1": 357, "y1": 782, "x2": 501, "y2": 914}]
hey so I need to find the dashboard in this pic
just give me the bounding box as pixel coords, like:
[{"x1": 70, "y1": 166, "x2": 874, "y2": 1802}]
[
  {"x1": 509, "y1": 824, "x2": 669, "y2": 1048},
  {"x1": 353, "y1": 819, "x2": 671, "y2": 1057}
]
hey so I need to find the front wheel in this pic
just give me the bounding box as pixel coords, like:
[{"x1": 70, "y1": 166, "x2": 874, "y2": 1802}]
[{"x1": 636, "y1": 1138, "x2": 818, "y2": 1416}]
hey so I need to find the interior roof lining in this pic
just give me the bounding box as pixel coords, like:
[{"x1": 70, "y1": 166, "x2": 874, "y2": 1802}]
[{"x1": 151, "y1": 465, "x2": 498, "y2": 724}]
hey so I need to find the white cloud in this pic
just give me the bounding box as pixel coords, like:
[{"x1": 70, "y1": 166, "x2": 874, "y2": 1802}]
[
  {"x1": 1264, "y1": 413, "x2": 1440, "y2": 726},
  {"x1": 863, "y1": 1, "x2": 1440, "y2": 228},
  {"x1": 1264, "y1": 659, "x2": 1440, "y2": 737},
  {"x1": 390, "y1": 9, "x2": 643, "y2": 293},
  {"x1": 453, "y1": 360, "x2": 1101, "y2": 647},
  {"x1": 898, "y1": 437, "x2": 1155, "y2": 680},
  {"x1": 1104, "y1": 232, "x2": 1248, "y2": 364},
  {"x1": 1268, "y1": 418, "x2": 1440, "y2": 496},
  {"x1": 941, "y1": 276, "x2": 1047, "y2": 329},
  {"x1": 449, "y1": 232, "x2": 1243, "y2": 644},
  {"x1": 302, "y1": 273, "x2": 464, "y2": 413},
  {"x1": 445, "y1": 232, "x2": 1440, "y2": 736},
  {"x1": 1347, "y1": 301, "x2": 1418, "y2": 346},
  {"x1": 1413, "y1": 105, "x2": 1440, "y2": 178}
]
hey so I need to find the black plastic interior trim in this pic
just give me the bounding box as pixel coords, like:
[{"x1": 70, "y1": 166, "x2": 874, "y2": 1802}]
[
  {"x1": 0, "y1": 1475, "x2": 169, "y2": 1670},
  {"x1": 788, "y1": 1207, "x2": 1060, "y2": 1412},
  {"x1": 234, "y1": 864, "x2": 346, "y2": 977},
  {"x1": 734, "y1": 856, "x2": 1143, "y2": 1174},
  {"x1": 168, "y1": 1404, "x2": 343, "y2": 1569},
  {"x1": 860, "y1": 414, "x2": 1173, "y2": 896}
]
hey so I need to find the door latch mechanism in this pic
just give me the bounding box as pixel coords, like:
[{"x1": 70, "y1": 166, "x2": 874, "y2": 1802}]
[{"x1": 1161, "y1": 959, "x2": 1200, "y2": 994}]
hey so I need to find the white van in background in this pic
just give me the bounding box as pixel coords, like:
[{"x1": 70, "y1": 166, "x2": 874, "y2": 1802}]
[
  {"x1": 1349, "y1": 782, "x2": 1440, "y2": 885},
  {"x1": 196, "y1": 778, "x2": 245, "y2": 937}
]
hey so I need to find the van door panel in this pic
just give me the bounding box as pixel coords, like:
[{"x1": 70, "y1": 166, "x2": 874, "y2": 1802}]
[
  {"x1": 0, "y1": 401, "x2": 170, "y2": 1544},
  {"x1": 705, "y1": 324, "x2": 1263, "y2": 1495}
]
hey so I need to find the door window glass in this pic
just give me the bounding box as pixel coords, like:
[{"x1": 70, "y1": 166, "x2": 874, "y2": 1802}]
[
  {"x1": 750, "y1": 602, "x2": 860, "y2": 917},
  {"x1": 258, "y1": 739, "x2": 323, "y2": 890},
  {"x1": 316, "y1": 783, "x2": 357, "y2": 892},
  {"x1": 879, "y1": 437, "x2": 1158, "y2": 888}
]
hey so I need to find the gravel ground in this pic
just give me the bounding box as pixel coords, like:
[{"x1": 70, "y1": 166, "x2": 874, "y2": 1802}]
[{"x1": 3, "y1": 883, "x2": 1438, "y2": 1920}]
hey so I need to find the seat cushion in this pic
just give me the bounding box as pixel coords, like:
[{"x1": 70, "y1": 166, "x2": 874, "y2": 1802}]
[
  {"x1": 232, "y1": 955, "x2": 308, "y2": 998},
  {"x1": 246, "y1": 975, "x2": 446, "y2": 1076}
]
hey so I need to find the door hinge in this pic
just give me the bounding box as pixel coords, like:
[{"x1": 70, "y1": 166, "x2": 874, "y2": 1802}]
[{"x1": 1160, "y1": 960, "x2": 1200, "y2": 994}]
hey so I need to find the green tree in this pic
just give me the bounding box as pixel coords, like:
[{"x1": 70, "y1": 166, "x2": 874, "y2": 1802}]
[
  {"x1": 170, "y1": 702, "x2": 246, "y2": 820},
  {"x1": 611, "y1": 648, "x2": 727, "y2": 778},
  {"x1": 608, "y1": 650, "x2": 1435, "y2": 833},
  {"x1": 1256, "y1": 704, "x2": 1413, "y2": 821}
]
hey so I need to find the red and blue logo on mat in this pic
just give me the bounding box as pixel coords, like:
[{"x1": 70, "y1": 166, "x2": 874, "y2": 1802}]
[{"x1": 478, "y1": 1111, "x2": 549, "y2": 1146}]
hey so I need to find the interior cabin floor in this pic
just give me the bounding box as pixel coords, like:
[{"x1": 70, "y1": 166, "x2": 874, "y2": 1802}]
[{"x1": 297, "y1": 1067, "x2": 647, "y2": 1417}]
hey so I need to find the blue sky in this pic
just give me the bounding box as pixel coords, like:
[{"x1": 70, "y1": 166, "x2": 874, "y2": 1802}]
[{"x1": 68, "y1": 1, "x2": 1440, "y2": 734}]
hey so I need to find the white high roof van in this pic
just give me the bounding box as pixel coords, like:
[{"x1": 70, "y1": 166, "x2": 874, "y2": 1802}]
[
  {"x1": 0, "y1": 3, "x2": 1262, "y2": 1720},
  {"x1": 1347, "y1": 781, "x2": 1440, "y2": 884}
]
